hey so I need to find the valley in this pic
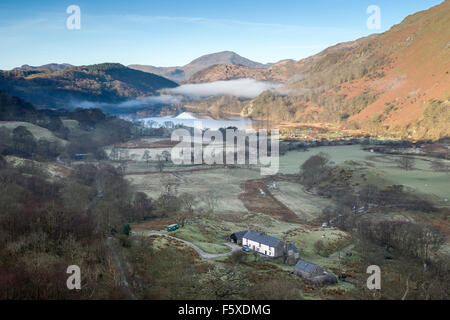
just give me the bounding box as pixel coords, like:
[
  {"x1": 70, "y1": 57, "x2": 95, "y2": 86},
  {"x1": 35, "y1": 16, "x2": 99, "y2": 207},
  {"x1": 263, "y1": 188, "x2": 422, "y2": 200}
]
[
  {"x1": 0, "y1": 0, "x2": 448, "y2": 303},
  {"x1": 97, "y1": 134, "x2": 449, "y2": 299}
]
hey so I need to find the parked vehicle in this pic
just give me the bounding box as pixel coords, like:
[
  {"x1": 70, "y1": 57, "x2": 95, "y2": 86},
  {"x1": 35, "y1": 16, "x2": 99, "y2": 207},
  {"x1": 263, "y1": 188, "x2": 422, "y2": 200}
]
[
  {"x1": 167, "y1": 224, "x2": 179, "y2": 232},
  {"x1": 242, "y1": 245, "x2": 250, "y2": 252}
]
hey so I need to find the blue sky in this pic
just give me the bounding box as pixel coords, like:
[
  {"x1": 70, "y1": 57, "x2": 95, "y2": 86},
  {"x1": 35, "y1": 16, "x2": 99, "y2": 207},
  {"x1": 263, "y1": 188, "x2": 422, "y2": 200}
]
[{"x1": 0, "y1": 0, "x2": 443, "y2": 70}]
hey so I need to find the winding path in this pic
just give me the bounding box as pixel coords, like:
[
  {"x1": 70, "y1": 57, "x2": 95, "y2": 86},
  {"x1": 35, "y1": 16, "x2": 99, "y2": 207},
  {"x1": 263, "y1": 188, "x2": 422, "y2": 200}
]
[{"x1": 133, "y1": 232, "x2": 241, "y2": 259}]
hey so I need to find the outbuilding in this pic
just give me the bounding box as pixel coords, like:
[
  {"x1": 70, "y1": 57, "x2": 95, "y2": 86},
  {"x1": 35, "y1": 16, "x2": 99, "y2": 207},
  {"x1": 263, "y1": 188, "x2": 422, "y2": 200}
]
[
  {"x1": 229, "y1": 231, "x2": 247, "y2": 245},
  {"x1": 293, "y1": 259, "x2": 337, "y2": 286}
]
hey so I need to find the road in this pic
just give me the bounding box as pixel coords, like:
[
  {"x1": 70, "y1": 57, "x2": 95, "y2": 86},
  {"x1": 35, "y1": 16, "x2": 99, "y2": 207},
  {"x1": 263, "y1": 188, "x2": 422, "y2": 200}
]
[{"x1": 134, "y1": 232, "x2": 241, "y2": 259}]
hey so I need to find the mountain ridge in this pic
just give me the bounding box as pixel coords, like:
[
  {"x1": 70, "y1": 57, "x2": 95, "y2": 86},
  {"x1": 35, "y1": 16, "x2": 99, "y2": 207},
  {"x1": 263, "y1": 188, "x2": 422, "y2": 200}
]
[
  {"x1": 236, "y1": 0, "x2": 450, "y2": 140},
  {"x1": 0, "y1": 63, "x2": 178, "y2": 109},
  {"x1": 12, "y1": 63, "x2": 73, "y2": 72},
  {"x1": 129, "y1": 51, "x2": 271, "y2": 82}
]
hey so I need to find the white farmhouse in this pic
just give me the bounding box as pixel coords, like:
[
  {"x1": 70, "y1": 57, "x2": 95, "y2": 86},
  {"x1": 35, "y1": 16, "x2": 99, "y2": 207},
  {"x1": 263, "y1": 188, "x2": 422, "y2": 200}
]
[{"x1": 242, "y1": 231, "x2": 285, "y2": 257}]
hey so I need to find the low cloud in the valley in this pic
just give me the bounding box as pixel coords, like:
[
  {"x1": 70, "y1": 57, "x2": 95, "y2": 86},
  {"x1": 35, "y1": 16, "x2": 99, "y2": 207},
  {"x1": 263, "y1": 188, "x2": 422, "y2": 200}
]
[
  {"x1": 70, "y1": 79, "x2": 281, "y2": 112},
  {"x1": 168, "y1": 78, "x2": 282, "y2": 99},
  {"x1": 73, "y1": 95, "x2": 182, "y2": 110}
]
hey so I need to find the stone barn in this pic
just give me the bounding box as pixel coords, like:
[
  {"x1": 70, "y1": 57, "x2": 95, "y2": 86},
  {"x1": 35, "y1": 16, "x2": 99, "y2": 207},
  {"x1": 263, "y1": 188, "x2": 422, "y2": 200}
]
[
  {"x1": 293, "y1": 259, "x2": 338, "y2": 286},
  {"x1": 285, "y1": 242, "x2": 300, "y2": 265},
  {"x1": 294, "y1": 260, "x2": 325, "y2": 278},
  {"x1": 229, "y1": 231, "x2": 247, "y2": 245}
]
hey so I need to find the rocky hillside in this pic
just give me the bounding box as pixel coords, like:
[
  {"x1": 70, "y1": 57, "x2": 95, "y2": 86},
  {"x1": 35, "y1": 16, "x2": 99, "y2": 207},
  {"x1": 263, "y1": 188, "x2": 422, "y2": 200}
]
[
  {"x1": 189, "y1": 64, "x2": 274, "y2": 83},
  {"x1": 0, "y1": 63, "x2": 178, "y2": 109},
  {"x1": 129, "y1": 51, "x2": 270, "y2": 82},
  {"x1": 239, "y1": 1, "x2": 450, "y2": 140}
]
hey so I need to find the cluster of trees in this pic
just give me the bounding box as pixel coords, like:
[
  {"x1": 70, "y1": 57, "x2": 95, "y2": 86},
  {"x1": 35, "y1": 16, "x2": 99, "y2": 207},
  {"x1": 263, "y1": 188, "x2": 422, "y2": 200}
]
[
  {"x1": 0, "y1": 126, "x2": 63, "y2": 160},
  {"x1": 431, "y1": 159, "x2": 450, "y2": 173},
  {"x1": 0, "y1": 158, "x2": 156, "y2": 299},
  {"x1": 395, "y1": 156, "x2": 415, "y2": 171},
  {"x1": 354, "y1": 219, "x2": 445, "y2": 262},
  {"x1": 299, "y1": 152, "x2": 332, "y2": 188},
  {"x1": 299, "y1": 153, "x2": 448, "y2": 299},
  {"x1": 299, "y1": 153, "x2": 434, "y2": 213}
]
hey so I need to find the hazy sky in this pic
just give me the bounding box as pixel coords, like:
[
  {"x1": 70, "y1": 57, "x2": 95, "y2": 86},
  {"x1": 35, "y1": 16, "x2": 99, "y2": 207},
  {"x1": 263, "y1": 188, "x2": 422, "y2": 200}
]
[{"x1": 0, "y1": 0, "x2": 443, "y2": 70}]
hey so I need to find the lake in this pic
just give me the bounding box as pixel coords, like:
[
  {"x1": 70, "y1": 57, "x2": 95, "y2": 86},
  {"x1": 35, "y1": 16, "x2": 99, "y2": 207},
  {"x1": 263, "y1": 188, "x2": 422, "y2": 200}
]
[{"x1": 135, "y1": 112, "x2": 256, "y2": 130}]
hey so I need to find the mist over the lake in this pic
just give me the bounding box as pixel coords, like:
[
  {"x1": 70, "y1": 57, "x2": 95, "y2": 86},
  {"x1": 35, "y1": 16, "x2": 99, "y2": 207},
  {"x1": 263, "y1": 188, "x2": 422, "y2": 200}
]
[{"x1": 168, "y1": 78, "x2": 283, "y2": 99}]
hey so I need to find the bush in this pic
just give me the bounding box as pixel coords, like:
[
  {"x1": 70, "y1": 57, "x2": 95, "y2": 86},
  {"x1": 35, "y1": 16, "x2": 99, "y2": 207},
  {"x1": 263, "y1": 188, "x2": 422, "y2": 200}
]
[
  {"x1": 122, "y1": 224, "x2": 131, "y2": 236},
  {"x1": 117, "y1": 234, "x2": 132, "y2": 248},
  {"x1": 230, "y1": 250, "x2": 246, "y2": 265},
  {"x1": 314, "y1": 240, "x2": 325, "y2": 255}
]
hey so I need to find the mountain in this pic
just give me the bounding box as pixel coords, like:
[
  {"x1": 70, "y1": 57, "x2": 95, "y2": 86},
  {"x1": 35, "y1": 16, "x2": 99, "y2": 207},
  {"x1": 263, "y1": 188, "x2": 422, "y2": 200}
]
[
  {"x1": 239, "y1": 1, "x2": 450, "y2": 140},
  {"x1": 187, "y1": 39, "x2": 376, "y2": 84},
  {"x1": 0, "y1": 63, "x2": 178, "y2": 109},
  {"x1": 189, "y1": 64, "x2": 270, "y2": 83},
  {"x1": 129, "y1": 51, "x2": 270, "y2": 82},
  {"x1": 12, "y1": 63, "x2": 73, "y2": 72}
]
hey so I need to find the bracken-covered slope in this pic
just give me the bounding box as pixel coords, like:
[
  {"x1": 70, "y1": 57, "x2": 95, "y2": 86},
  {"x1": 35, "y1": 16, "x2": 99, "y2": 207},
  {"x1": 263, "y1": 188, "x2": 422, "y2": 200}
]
[
  {"x1": 0, "y1": 63, "x2": 178, "y2": 109},
  {"x1": 189, "y1": 38, "x2": 374, "y2": 84},
  {"x1": 232, "y1": 1, "x2": 450, "y2": 140}
]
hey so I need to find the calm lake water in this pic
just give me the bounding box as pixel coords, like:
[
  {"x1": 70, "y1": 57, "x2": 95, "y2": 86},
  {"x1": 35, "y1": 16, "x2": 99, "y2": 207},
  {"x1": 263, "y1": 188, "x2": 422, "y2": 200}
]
[{"x1": 136, "y1": 112, "x2": 256, "y2": 130}]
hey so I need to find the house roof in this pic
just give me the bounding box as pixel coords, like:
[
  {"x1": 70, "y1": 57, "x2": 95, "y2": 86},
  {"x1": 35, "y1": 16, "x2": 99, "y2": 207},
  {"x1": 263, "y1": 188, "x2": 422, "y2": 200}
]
[
  {"x1": 288, "y1": 242, "x2": 299, "y2": 253},
  {"x1": 294, "y1": 260, "x2": 323, "y2": 274},
  {"x1": 231, "y1": 231, "x2": 247, "y2": 240},
  {"x1": 243, "y1": 230, "x2": 283, "y2": 248}
]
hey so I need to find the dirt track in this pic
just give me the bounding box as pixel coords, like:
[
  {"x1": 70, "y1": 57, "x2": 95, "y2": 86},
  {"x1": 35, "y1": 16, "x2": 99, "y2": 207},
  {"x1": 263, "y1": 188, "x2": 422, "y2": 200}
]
[{"x1": 133, "y1": 232, "x2": 241, "y2": 259}]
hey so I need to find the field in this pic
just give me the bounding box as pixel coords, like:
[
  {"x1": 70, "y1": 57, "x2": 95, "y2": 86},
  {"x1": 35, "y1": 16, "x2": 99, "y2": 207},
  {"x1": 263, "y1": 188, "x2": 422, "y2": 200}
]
[
  {"x1": 61, "y1": 119, "x2": 79, "y2": 131},
  {"x1": 279, "y1": 145, "x2": 450, "y2": 202},
  {"x1": 271, "y1": 181, "x2": 335, "y2": 221},
  {"x1": 0, "y1": 121, "x2": 68, "y2": 146},
  {"x1": 120, "y1": 143, "x2": 449, "y2": 216},
  {"x1": 116, "y1": 140, "x2": 450, "y2": 225},
  {"x1": 126, "y1": 167, "x2": 262, "y2": 214}
]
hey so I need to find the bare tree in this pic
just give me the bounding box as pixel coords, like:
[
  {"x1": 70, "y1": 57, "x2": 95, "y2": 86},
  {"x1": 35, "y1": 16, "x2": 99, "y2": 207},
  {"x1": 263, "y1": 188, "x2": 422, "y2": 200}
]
[
  {"x1": 396, "y1": 156, "x2": 415, "y2": 171},
  {"x1": 202, "y1": 190, "x2": 219, "y2": 215},
  {"x1": 163, "y1": 121, "x2": 174, "y2": 129},
  {"x1": 142, "y1": 150, "x2": 151, "y2": 167},
  {"x1": 110, "y1": 147, "x2": 119, "y2": 161},
  {"x1": 156, "y1": 154, "x2": 165, "y2": 172},
  {"x1": 230, "y1": 250, "x2": 246, "y2": 265},
  {"x1": 175, "y1": 211, "x2": 191, "y2": 228},
  {"x1": 179, "y1": 193, "x2": 195, "y2": 213},
  {"x1": 430, "y1": 160, "x2": 449, "y2": 173},
  {"x1": 162, "y1": 150, "x2": 171, "y2": 162}
]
